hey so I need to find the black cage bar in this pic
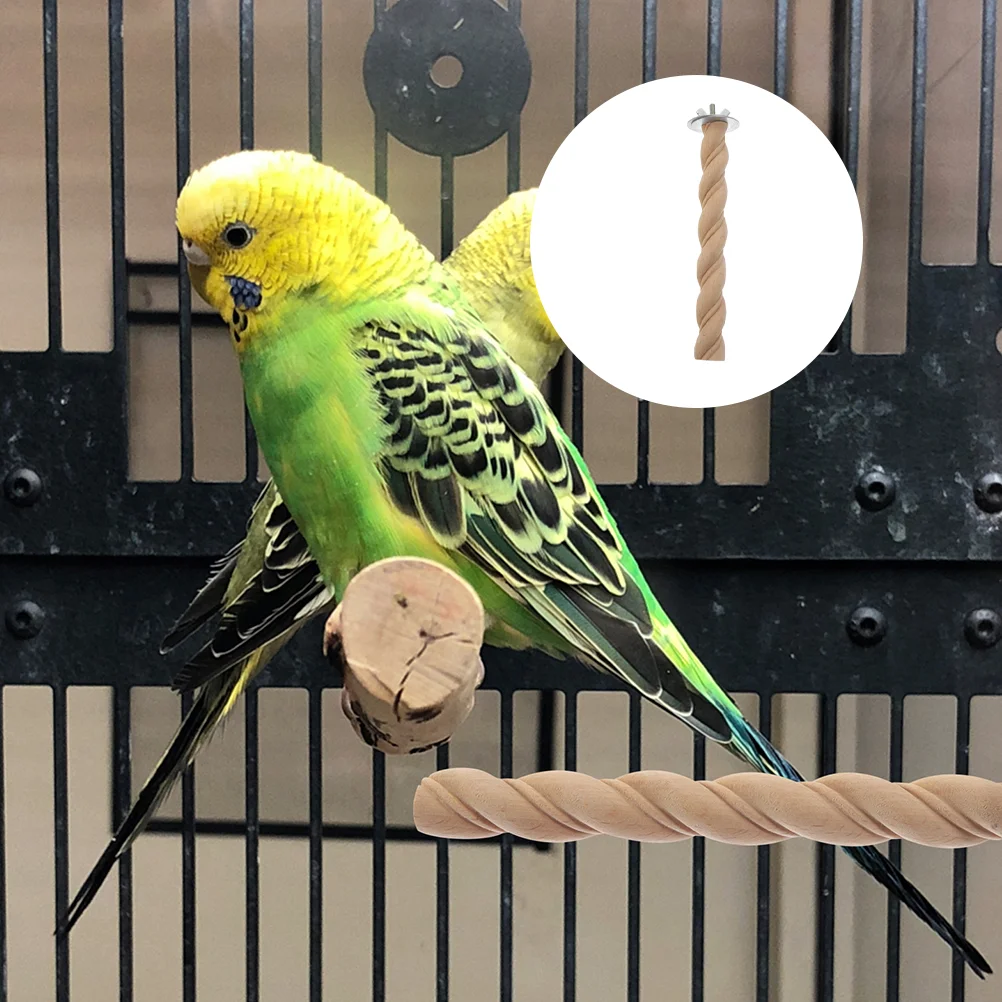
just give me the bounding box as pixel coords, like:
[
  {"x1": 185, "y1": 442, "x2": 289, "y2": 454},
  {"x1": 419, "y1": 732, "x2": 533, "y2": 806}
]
[{"x1": 3, "y1": 0, "x2": 1002, "y2": 1000}]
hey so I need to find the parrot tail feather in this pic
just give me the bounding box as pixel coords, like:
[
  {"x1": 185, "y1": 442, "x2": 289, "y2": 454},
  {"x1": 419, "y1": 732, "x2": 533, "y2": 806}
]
[
  {"x1": 721, "y1": 712, "x2": 991, "y2": 978},
  {"x1": 55, "y1": 675, "x2": 238, "y2": 939}
]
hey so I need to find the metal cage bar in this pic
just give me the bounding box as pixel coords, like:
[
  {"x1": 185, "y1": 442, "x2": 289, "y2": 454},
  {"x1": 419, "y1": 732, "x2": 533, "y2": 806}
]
[
  {"x1": 563, "y1": 692, "x2": 578, "y2": 1002},
  {"x1": 626, "y1": 694, "x2": 641, "y2": 1002},
  {"x1": 239, "y1": 0, "x2": 259, "y2": 479},
  {"x1": 180, "y1": 691, "x2": 197, "y2": 1002},
  {"x1": 53, "y1": 686, "x2": 69, "y2": 1002},
  {"x1": 434, "y1": 742, "x2": 449, "y2": 1002},
  {"x1": 886, "y1": 695, "x2": 904, "y2": 1002},
  {"x1": 308, "y1": 687, "x2": 324, "y2": 1002},
  {"x1": 373, "y1": 748, "x2": 387, "y2": 1002},
  {"x1": 244, "y1": 691, "x2": 261, "y2": 1002},
  {"x1": 113, "y1": 687, "x2": 134, "y2": 1002},
  {"x1": 42, "y1": 0, "x2": 62, "y2": 354},
  {"x1": 755, "y1": 694, "x2": 773, "y2": 1002},
  {"x1": 690, "y1": 733, "x2": 706, "y2": 1002},
  {"x1": 174, "y1": 0, "x2": 194, "y2": 481}
]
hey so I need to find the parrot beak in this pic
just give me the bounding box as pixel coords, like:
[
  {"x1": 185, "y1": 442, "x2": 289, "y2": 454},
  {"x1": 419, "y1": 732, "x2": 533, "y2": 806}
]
[{"x1": 182, "y1": 239, "x2": 210, "y2": 267}]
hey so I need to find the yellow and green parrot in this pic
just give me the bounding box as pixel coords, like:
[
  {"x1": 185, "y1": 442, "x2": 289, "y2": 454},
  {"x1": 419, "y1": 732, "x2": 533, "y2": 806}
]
[
  {"x1": 169, "y1": 149, "x2": 987, "y2": 975},
  {"x1": 57, "y1": 186, "x2": 563, "y2": 938}
]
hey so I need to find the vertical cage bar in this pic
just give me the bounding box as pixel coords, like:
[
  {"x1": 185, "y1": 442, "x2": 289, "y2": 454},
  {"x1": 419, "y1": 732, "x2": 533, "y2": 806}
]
[
  {"x1": 774, "y1": 0, "x2": 789, "y2": 98},
  {"x1": 571, "y1": 0, "x2": 589, "y2": 452},
  {"x1": 951, "y1": 696, "x2": 971, "y2": 1002},
  {"x1": 53, "y1": 686, "x2": 69, "y2": 1002},
  {"x1": 308, "y1": 687, "x2": 323, "y2": 1002},
  {"x1": 702, "y1": 409, "x2": 715, "y2": 484},
  {"x1": 506, "y1": 0, "x2": 522, "y2": 193},
  {"x1": 373, "y1": 0, "x2": 388, "y2": 203},
  {"x1": 42, "y1": 0, "x2": 63, "y2": 352},
  {"x1": 110, "y1": 0, "x2": 130, "y2": 970},
  {"x1": 440, "y1": 155, "x2": 455, "y2": 259},
  {"x1": 307, "y1": 0, "x2": 323, "y2": 159},
  {"x1": 690, "y1": 734, "x2": 705, "y2": 1002},
  {"x1": 635, "y1": 0, "x2": 656, "y2": 486},
  {"x1": 109, "y1": 0, "x2": 128, "y2": 358},
  {"x1": 239, "y1": 0, "x2": 259, "y2": 479},
  {"x1": 885, "y1": 694, "x2": 903, "y2": 1002},
  {"x1": 180, "y1": 691, "x2": 196, "y2": 1002},
  {"x1": 755, "y1": 694, "x2": 772, "y2": 1002},
  {"x1": 0, "y1": 690, "x2": 7, "y2": 1002},
  {"x1": 435, "y1": 743, "x2": 449, "y2": 1002},
  {"x1": 815, "y1": 694, "x2": 837, "y2": 1002},
  {"x1": 372, "y1": 749, "x2": 386, "y2": 1002},
  {"x1": 707, "y1": 0, "x2": 722, "y2": 76},
  {"x1": 828, "y1": 0, "x2": 862, "y2": 352},
  {"x1": 563, "y1": 692, "x2": 577, "y2": 1002},
  {"x1": 977, "y1": 0, "x2": 997, "y2": 258},
  {"x1": 113, "y1": 687, "x2": 134, "y2": 1002},
  {"x1": 627, "y1": 694, "x2": 641, "y2": 1002},
  {"x1": 244, "y1": 691, "x2": 260, "y2": 1002},
  {"x1": 239, "y1": 0, "x2": 254, "y2": 148},
  {"x1": 175, "y1": 0, "x2": 194, "y2": 480},
  {"x1": 907, "y1": 0, "x2": 929, "y2": 268},
  {"x1": 500, "y1": 690, "x2": 514, "y2": 1002},
  {"x1": 830, "y1": 0, "x2": 864, "y2": 181}
]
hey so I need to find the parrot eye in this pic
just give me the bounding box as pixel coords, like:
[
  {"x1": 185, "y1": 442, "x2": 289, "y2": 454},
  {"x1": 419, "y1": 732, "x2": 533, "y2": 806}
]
[{"x1": 222, "y1": 223, "x2": 254, "y2": 249}]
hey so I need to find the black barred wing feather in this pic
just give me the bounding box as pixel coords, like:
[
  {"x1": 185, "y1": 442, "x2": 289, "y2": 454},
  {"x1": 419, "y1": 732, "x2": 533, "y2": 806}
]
[
  {"x1": 160, "y1": 479, "x2": 280, "y2": 653},
  {"x1": 362, "y1": 319, "x2": 730, "y2": 741},
  {"x1": 171, "y1": 497, "x2": 334, "y2": 692}
]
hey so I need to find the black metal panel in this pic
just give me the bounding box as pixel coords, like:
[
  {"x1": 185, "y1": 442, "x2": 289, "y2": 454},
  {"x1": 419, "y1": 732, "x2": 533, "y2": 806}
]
[{"x1": 5, "y1": 558, "x2": 1001, "y2": 694}]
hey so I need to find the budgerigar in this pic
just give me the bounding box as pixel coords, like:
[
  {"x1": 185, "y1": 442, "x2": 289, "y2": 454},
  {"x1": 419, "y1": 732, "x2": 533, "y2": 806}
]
[
  {"x1": 164, "y1": 149, "x2": 987, "y2": 975},
  {"x1": 57, "y1": 187, "x2": 564, "y2": 938}
]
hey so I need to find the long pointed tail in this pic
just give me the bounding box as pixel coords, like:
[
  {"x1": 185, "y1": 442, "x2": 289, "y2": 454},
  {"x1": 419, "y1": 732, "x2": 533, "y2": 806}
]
[
  {"x1": 642, "y1": 618, "x2": 991, "y2": 976},
  {"x1": 55, "y1": 673, "x2": 239, "y2": 939},
  {"x1": 724, "y1": 708, "x2": 991, "y2": 977}
]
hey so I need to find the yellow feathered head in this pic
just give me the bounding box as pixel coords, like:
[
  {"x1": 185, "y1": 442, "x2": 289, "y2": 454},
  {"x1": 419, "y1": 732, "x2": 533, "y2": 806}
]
[{"x1": 175, "y1": 149, "x2": 434, "y2": 346}]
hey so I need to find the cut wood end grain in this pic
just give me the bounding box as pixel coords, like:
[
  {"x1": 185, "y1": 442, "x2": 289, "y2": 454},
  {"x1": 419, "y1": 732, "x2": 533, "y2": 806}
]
[{"x1": 325, "y1": 557, "x2": 485, "y2": 755}]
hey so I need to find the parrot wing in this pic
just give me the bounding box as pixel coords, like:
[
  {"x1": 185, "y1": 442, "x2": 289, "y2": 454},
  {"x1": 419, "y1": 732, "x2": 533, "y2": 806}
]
[
  {"x1": 363, "y1": 319, "x2": 733, "y2": 744},
  {"x1": 170, "y1": 493, "x2": 334, "y2": 692},
  {"x1": 159, "y1": 479, "x2": 278, "y2": 652}
]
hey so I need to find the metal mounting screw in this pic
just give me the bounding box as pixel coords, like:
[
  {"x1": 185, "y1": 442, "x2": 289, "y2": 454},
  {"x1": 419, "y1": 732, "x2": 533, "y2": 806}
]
[
  {"x1": 964, "y1": 608, "x2": 1002, "y2": 649},
  {"x1": 5, "y1": 600, "x2": 45, "y2": 640},
  {"x1": 4, "y1": 467, "x2": 42, "y2": 507},
  {"x1": 974, "y1": 473, "x2": 1002, "y2": 513},
  {"x1": 854, "y1": 469, "x2": 896, "y2": 511},
  {"x1": 687, "y1": 103, "x2": 740, "y2": 132},
  {"x1": 847, "y1": 606, "x2": 887, "y2": 646}
]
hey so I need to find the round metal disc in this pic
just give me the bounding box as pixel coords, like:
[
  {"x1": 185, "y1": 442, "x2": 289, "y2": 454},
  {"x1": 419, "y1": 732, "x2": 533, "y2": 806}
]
[{"x1": 363, "y1": 0, "x2": 532, "y2": 158}]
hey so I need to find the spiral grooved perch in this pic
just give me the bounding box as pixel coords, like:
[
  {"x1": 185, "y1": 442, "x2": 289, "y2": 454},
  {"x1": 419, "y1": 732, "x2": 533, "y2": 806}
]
[
  {"x1": 413, "y1": 768, "x2": 1002, "y2": 847},
  {"x1": 688, "y1": 104, "x2": 738, "y2": 362}
]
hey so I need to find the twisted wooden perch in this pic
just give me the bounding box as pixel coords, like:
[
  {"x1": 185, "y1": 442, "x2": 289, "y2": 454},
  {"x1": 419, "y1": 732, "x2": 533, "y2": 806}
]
[
  {"x1": 413, "y1": 769, "x2": 1002, "y2": 846},
  {"x1": 689, "y1": 104, "x2": 738, "y2": 362},
  {"x1": 324, "y1": 557, "x2": 484, "y2": 755}
]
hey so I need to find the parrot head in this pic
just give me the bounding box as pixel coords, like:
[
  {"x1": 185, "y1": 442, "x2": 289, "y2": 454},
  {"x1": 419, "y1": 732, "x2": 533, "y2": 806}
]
[{"x1": 175, "y1": 149, "x2": 434, "y2": 348}]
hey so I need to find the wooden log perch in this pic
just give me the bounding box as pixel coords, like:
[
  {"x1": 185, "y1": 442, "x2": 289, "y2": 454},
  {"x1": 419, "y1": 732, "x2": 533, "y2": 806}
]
[
  {"x1": 324, "y1": 557, "x2": 485, "y2": 755},
  {"x1": 413, "y1": 768, "x2": 1002, "y2": 847}
]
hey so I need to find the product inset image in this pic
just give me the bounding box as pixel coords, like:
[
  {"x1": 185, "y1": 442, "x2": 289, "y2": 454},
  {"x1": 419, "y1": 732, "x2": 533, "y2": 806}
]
[
  {"x1": 530, "y1": 74, "x2": 863, "y2": 409},
  {"x1": 688, "y1": 103, "x2": 739, "y2": 362}
]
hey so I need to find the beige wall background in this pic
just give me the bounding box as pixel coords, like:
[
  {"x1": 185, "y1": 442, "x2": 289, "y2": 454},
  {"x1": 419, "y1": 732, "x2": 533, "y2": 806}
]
[{"x1": 2, "y1": 0, "x2": 1002, "y2": 999}]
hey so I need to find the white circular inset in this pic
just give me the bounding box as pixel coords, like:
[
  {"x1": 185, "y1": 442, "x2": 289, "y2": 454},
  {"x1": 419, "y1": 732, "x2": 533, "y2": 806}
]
[{"x1": 530, "y1": 75, "x2": 863, "y2": 409}]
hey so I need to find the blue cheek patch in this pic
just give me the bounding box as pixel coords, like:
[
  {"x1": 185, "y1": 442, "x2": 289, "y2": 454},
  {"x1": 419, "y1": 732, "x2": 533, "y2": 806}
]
[{"x1": 226, "y1": 275, "x2": 263, "y2": 310}]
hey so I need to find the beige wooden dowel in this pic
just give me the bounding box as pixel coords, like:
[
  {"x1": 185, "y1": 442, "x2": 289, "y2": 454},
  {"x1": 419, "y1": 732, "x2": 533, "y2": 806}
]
[
  {"x1": 694, "y1": 117, "x2": 729, "y2": 361},
  {"x1": 324, "y1": 557, "x2": 485, "y2": 755},
  {"x1": 413, "y1": 768, "x2": 1002, "y2": 847}
]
